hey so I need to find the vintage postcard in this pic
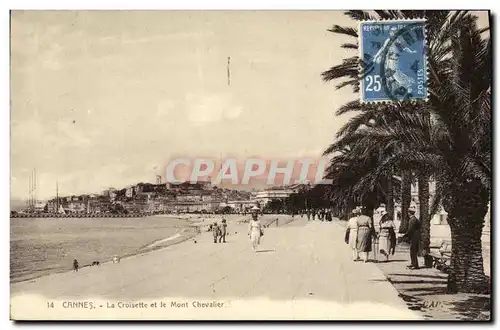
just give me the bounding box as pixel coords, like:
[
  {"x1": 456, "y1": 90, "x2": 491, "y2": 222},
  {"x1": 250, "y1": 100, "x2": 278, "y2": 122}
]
[{"x1": 10, "y1": 10, "x2": 491, "y2": 321}]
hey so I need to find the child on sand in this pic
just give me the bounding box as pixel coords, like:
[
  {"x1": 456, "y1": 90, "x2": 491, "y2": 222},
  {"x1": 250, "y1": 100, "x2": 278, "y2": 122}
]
[{"x1": 73, "y1": 259, "x2": 79, "y2": 272}]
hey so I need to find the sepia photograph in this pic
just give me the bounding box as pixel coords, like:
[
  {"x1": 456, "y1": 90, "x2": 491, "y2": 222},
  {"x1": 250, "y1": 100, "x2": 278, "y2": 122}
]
[{"x1": 9, "y1": 9, "x2": 491, "y2": 321}]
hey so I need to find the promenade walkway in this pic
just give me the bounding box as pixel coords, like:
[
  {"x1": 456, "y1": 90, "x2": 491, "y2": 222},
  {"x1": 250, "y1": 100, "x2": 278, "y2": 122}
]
[{"x1": 11, "y1": 217, "x2": 421, "y2": 320}]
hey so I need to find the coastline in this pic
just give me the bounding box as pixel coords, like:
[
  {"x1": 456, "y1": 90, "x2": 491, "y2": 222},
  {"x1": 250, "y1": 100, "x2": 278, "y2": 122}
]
[
  {"x1": 11, "y1": 225, "x2": 201, "y2": 285},
  {"x1": 10, "y1": 214, "x2": 286, "y2": 285},
  {"x1": 10, "y1": 215, "x2": 205, "y2": 284}
]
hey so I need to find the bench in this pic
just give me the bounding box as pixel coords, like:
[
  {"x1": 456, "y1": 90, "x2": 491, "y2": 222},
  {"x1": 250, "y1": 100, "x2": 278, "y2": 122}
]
[{"x1": 429, "y1": 240, "x2": 452, "y2": 273}]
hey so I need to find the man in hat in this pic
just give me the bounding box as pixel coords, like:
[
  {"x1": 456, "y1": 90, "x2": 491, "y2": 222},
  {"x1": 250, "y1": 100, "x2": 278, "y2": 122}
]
[
  {"x1": 219, "y1": 218, "x2": 227, "y2": 243},
  {"x1": 404, "y1": 206, "x2": 421, "y2": 269}
]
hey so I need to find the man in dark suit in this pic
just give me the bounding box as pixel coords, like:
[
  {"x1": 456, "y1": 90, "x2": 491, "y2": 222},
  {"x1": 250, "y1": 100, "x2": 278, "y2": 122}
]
[{"x1": 404, "y1": 207, "x2": 421, "y2": 269}]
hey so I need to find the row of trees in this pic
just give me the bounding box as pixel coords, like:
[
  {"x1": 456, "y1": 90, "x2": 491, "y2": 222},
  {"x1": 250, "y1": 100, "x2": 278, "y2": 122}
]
[
  {"x1": 321, "y1": 11, "x2": 491, "y2": 294},
  {"x1": 261, "y1": 185, "x2": 332, "y2": 214}
]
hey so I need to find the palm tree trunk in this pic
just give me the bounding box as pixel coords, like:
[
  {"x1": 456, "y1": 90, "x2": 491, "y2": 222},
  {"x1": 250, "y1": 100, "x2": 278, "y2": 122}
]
[
  {"x1": 386, "y1": 170, "x2": 395, "y2": 221},
  {"x1": 418, "y1": 172, "x2": 432, "y2": 267},
  {"x1": 399, "y1": 170, "x2": 412, "y2": 233},
  {"x1": 443, "y1": 179, "x2": 490, "y2": 294}
]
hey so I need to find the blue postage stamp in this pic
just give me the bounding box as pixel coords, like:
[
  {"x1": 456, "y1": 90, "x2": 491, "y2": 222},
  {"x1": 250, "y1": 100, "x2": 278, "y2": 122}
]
[{"x1": 359, "y1": 19, "x2": 427, "y2": 102}]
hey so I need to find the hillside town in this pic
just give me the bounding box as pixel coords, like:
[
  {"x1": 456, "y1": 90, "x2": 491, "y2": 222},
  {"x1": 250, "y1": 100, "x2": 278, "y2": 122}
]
[{"x1": 15, "y1": 180, "x2": 305, "y2": 216}]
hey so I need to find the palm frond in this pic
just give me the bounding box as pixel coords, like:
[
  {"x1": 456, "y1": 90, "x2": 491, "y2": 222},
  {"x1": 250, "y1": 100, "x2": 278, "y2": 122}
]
[
  {"x1": 344, "y1": 10, "x2": 375, "y2": 21},
  {"x1": 459, "y1": 157, "x2": 491, "y2": 190},
  {"x1": 375, "y1": 10, "x2": 395, "y2": 20},
  {"x1": 479, "y1": 26, "x2": 490, "y2": 34},
  {"x1": 341, "y1": 43, "x2": 358, "y2": 50},
  {"x1": 336, "y1": 100, "x2": 367, "y2": 116},
  {"x1": 327, "y1": 25, "x2": 358, "y2": 38},
  {"x1": 334, "y1": 79, "x2": 359, "y2": 91},
  {"x1": 321, "y1": 57, "x2": 359, "y2": 83},
  {"x1": 429, "y1": 189, "x2": 442, "y2": 218}
]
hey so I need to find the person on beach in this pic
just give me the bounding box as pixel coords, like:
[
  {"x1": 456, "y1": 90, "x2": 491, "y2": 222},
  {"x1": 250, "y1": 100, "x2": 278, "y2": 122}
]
[
  {"x1": 219, "y1": 219, "x2": 227, "y2": 243},
  {"x1": 356, "y1": 207, "x2": 373, "y2": 263},
  {"x1": 306, "y1": 209, "x2": 311, "y2": 221},
  {"x1": 345, "y1": 207, "x2": 360, "y2": 261},
  {"x1": 73, "y1": 259, "x2": 79, "y2": 272},
  {"x1": 312, "y1": 209, "x2": 316, "y2": 221},
  {"x1": 403, "y1": 207, "x2": 421, "y2": 269},
  {"x1": 378, "y1": 211, "x2": 396, "y2": 262},
  {"x1": 212, "y1": 222, "x2": 221, "y2": 244},
  {"x1": 248, "y1": 211, "x2": 263, "y2": 252}
]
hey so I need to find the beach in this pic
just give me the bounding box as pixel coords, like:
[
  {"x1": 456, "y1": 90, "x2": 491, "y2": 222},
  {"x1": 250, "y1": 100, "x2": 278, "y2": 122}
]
[
  {"x1": 10, "y1": 215, "x2": 210, "y2": 283},
  {"x1": 10, "y1": 217, "x2": 423, "y2": 320},
  {"x1": 10, "y1": 213, "x2": 301, "y2": 283}
]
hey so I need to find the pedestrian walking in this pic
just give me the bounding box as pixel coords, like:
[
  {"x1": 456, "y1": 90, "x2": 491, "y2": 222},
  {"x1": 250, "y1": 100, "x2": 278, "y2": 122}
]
[
  {"x1": 248, "y1": 209, "x2": 263, "y2": 252},
  {"x1": 403, "y1": 207, "x2": 421, "y2": 269},
  {"x1": 378, "y1": 211, "x2": 396, "y2": 262},
  {"x1": 73, "y1": 259, "x2": 79, "y2": 272},
  {"x1": 219, "y1": 218, "x2": 227, "y2": 243},
  {"x1": 345, "y1": 207, "x2": 360, "y2": 261},
  {"x1": 326, "y1": 209, "x2": 332, "y2": 222},
  {"x1": 356, "y1": 207, "x2": 373, "y2": 263}
]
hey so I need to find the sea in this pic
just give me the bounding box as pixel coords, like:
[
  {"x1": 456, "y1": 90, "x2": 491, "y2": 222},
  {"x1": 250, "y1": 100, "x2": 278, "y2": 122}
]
[{"x1": 10, "y1": 215, "x2": 200, "y2": 283}]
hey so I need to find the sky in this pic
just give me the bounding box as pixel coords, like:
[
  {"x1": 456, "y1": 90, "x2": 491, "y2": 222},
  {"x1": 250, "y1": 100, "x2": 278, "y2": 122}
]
[{"x1": 10, "y1": 11, "x2": 489, "y2": 200}]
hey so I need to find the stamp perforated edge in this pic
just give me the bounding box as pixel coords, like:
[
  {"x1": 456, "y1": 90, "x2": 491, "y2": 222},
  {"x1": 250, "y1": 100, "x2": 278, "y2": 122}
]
[{"x1": 357, "y1": 18, "x2": 429, "y2": 104}]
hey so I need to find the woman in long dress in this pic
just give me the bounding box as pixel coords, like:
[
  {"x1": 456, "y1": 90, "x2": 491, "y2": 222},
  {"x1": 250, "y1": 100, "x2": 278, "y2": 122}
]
[
  {"x1": 346, "y1": 208, "x2": 360, "y2": 261},
  {"x1": 356, "y1": 209, "x2": 373, "y2": 263},
  {"x1": 378, "y1": 211, "x2": 396, "y2": 262},
  {"x1": 248, "y1": 213, "x2": 263, "y2": 252}
]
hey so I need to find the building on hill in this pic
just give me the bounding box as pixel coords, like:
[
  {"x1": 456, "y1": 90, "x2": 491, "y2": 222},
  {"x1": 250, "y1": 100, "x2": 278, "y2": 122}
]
[
  {"x1": 227, "y1": 200, "x2": 256, "y2": 212},
  {"x1": 166, "y1": 180, "x2": 212, "y2": 191},
  {"x1": 63, "y1": 200, "x2": 87, "y2": 214},
  {"x1": 34, "y1": 201, "x2": 46, "y2": 213},
  {"x1": 125, "y1": 186, "x2": 135, "y2": 198},
  {"x1": 251, "y1": 187, "x2": 296, "y2": 206},
  {"x1": 176, "y1": 192, "x2": 202, "y2": 202},
  {"x1": 137, "y1": 191, "x2": 154, "y2": 202}
]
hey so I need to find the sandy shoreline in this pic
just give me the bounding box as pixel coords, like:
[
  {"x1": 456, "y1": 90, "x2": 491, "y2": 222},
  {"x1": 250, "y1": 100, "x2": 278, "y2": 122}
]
[
  {"x1": 10, "y1": 215, "x2": 208, "y2": 284},
  {"x1": 11, "y1": 227, "x2": 201, "y2": 285},
  {"x1": 10, "y1": 214, "x2": 293, "y2": 285}
]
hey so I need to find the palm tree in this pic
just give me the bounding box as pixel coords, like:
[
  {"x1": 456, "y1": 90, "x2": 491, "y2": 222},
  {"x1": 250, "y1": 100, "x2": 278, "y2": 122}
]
[
  {"x1": 399, "y1": 169, "x2": 412, "y2": 233},
  {"x1": 375, "y1": 16, "x2": 490, "y2": 293},
  {"x1": 426, "y1": 15, "x2": 491, "y2": 293},
  {"x1": 322, "y1": 11, "x2": 491, "y2": 293},
  {"x1": 417, "y1": 170, "x2": 431, "y2": 266},
  {"x1": 321, "y1": 10, "x2": 447, "y2": 232},
  {"x1": 323, "y1": 120, "x2": 394, "y2": 223}
]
